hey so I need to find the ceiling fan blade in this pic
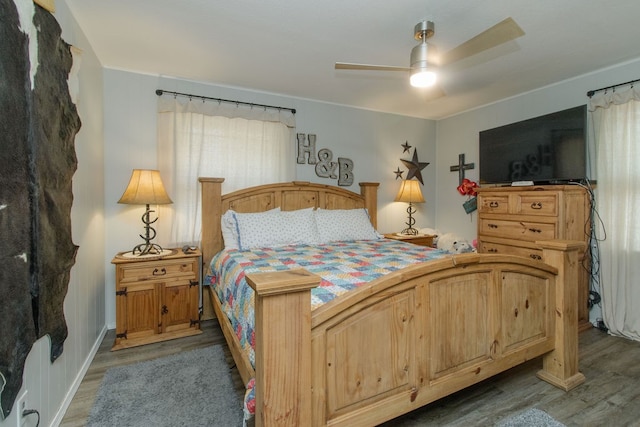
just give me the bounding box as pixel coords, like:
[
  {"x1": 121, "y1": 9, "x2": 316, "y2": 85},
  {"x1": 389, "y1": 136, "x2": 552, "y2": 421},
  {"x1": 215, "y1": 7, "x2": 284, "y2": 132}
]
[
  {"x1": 335, "y1": 62, "x2": 411, "y2": 72},
  {"x1": 439, "y1": 17, "x2": 525, "y2": 66},
  {"x1": 421, "y1": 84, "x2": 446, "y2": 101}
]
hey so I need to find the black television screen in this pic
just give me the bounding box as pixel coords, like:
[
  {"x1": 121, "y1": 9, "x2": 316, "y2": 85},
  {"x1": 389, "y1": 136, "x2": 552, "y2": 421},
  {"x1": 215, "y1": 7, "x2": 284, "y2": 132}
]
[{"x1": 479, "y1": 105, "x2": 587, "y2": 184}]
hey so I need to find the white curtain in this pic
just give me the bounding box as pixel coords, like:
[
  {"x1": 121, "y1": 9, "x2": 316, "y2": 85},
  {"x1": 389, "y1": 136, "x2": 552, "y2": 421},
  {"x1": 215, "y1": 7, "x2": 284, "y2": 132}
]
[
  {"x1": 157, "y1": 96, "x2": 296, "y2": 247},
  {"x1": 589, "y1": 85, "x2": 640, "y2": 340}
]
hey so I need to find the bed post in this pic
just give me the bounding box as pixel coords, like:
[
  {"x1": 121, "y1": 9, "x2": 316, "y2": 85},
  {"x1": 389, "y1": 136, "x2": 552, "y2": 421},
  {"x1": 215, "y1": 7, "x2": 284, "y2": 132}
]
[
  {"x1": 536, "y1": 239, "x2": 586, "y2": 391},
  {"x1": 246, "y1": 269, "x2": 321, "y2": 427},
  {"x1": 198, "y1": 177, "x2": 224, "y2": 266},
  {"x1": 359, "y1": 182, "x2": 379, "y2": 228}
]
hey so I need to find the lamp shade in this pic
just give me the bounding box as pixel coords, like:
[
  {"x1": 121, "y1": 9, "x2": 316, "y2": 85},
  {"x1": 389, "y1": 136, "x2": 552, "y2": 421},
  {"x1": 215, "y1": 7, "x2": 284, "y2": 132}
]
[
  {"x1": 395, "y1": 179, "x2": 425, "y2": 203},
  {"x1": 118, "y1": 169, "x2": 173, "y2": 205}
]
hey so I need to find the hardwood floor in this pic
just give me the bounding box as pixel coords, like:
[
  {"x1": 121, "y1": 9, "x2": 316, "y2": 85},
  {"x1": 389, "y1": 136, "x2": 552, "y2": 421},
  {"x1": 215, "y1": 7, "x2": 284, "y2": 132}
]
[{"x1": 61, "y1": 322, "x2": 640, "y2": 426}]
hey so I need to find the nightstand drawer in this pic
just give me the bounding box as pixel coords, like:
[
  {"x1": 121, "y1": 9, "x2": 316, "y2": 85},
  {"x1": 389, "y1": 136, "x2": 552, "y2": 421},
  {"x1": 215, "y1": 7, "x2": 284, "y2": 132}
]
[
  {"x1": 479, "y1": 218, "x2": 556, "y2": 241},
  {"x1": 119, "y1": 260, "x2": 196, "y2": 283}
]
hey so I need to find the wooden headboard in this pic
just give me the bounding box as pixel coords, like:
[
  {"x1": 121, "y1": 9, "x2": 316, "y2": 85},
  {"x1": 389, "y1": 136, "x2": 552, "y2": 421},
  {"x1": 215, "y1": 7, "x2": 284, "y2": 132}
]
[{"x1": 198, "y1": 178, "x2": 380, "y2": 266}]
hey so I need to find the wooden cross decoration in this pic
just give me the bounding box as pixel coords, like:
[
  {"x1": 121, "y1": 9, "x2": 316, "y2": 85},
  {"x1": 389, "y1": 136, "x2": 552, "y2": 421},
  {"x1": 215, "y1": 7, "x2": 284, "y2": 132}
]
[{"x1": 450, "y1": 153, "x2": 475, "y2": 185}]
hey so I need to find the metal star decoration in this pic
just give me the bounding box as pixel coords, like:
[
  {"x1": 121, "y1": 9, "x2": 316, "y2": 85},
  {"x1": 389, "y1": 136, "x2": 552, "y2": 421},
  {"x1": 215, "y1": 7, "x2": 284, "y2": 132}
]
[
  {"x1": 394, "y1": 167, "x2": 404, "y2": 179},
  {"x1": 401, "y1": 141, "x2": 412, "y2": 153},
  {"x1": 401, "y1": 149, "x2": 429, "y2": 185}
]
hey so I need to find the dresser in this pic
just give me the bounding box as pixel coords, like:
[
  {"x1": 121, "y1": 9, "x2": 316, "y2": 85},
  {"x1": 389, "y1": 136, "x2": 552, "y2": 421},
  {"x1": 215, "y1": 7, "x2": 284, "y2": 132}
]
[
  {"x1": 111, "y1": 248, "x2": 202, "y2": 350},
  {"x1": 476, "y1": 185, "x2": 591, "y2": 329}
]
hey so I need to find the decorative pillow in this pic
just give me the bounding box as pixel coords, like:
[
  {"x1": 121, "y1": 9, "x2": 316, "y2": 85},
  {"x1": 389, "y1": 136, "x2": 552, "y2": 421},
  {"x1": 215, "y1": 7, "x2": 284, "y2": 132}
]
[
  {"x1": 221, "y1": 208, "x2": 280, "y2": 250},
  {"x1": 234, "y1": 207, "x2": 319, "y2": 250},
  {"x1": 315, "y1": 208, "x2": 382, "y2": 243}
]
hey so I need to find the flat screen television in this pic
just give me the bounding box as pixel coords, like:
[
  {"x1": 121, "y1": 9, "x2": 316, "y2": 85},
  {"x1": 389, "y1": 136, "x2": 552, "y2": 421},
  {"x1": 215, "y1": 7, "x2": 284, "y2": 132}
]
[{"x1": 479, "y1": 105, "x2": 587, "y2": 185}]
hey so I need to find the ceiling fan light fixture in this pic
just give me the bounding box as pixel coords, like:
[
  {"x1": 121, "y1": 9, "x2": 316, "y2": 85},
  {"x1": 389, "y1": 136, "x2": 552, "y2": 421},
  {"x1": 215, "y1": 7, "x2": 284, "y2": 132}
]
[
  {"x1": 410, "y1": 69, "x2": 437, "y2": 87},
  {"x1": 409, "y1": 27, "x2": 437, "y2": 88}
]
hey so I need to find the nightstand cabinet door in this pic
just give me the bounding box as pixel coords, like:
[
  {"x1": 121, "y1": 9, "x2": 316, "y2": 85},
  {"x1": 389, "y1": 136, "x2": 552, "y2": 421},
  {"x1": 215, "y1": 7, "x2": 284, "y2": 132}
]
[
  {"x1": 117, "y1": 281, "x2": 160, "y2": 342},
  {"x1": 161, "y1": 279, "x2": 200, "y2": 333},
  {"x1": 112, "y1": 249, "x2": 202, "y2": 350}
]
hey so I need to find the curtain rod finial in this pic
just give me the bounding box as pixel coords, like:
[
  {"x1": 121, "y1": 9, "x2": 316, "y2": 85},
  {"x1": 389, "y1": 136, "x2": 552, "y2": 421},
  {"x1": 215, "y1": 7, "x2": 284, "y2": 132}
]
[{"x1": 155, "y1": 89, "x2": 164, "y2": 96}]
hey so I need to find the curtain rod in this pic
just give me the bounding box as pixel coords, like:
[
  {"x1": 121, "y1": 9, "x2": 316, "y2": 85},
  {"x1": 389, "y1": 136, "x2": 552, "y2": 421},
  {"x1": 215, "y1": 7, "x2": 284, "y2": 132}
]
[
  {"x1": 155, "y1": 89, "x2": 296, "y2": 114},
  {"x1": 587, "y1": 78, "x2": 640, "y2": 98}
]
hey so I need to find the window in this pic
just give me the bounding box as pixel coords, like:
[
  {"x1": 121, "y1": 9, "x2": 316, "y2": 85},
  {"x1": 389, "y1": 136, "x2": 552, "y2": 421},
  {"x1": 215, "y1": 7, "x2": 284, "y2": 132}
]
[{"x1": 157, "y1": 97, "x2": 296, "y2": 245}]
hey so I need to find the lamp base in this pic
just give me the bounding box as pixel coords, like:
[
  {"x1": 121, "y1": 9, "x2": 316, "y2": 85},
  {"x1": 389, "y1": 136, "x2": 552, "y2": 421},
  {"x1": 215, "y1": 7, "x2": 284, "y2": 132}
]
[
  {"x1": 130, "y1": 204, "x2": 164, "y2": 256},
  {"x1": 131, "y1": 242, "x2": 165, "y2": 256},
  {"x1": 400, "y1": 202, "x2": 419, "y2": 236},
  {"x1": 399, "y1": 227, "x2": 419, "y2": 236}
]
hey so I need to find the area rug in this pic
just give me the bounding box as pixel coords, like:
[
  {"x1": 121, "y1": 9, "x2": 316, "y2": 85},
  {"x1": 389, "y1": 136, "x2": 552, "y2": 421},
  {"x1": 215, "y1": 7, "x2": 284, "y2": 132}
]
[
  {"x1": 87, "y1": 345, "x2": 243, "y2": 427},
  {"x1": 498, "y1": 408, "x2": 566, "y2": 427}
]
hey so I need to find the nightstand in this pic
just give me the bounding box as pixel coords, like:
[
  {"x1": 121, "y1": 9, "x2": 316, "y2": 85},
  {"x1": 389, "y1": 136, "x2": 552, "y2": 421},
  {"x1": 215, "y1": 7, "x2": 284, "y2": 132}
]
[
  {"x1": 384, "y1": 233, "x2": 435, "y2": 248},
  {"x1": 111, "y1": 248, "x2": 202, "y2": 350}
]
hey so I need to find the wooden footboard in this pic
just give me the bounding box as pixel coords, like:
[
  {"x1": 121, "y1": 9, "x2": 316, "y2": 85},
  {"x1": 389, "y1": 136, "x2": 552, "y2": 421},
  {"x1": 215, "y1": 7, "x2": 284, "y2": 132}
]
[{"x1": 246, "y1": 242, "x2": 585, "y2": 427}]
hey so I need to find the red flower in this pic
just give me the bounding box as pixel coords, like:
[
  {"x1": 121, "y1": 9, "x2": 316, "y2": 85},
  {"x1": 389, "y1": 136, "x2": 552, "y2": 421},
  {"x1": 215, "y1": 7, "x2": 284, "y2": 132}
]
[{"x1": 457, "y1": 178, "x2": 478, "y2": 196}]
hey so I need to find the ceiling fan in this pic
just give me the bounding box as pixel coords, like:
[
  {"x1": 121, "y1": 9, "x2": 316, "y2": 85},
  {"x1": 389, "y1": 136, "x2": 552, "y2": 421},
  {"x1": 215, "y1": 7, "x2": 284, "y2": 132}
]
[{"x1": 335, "y1": 17, "x2": 524, "y2": 94}]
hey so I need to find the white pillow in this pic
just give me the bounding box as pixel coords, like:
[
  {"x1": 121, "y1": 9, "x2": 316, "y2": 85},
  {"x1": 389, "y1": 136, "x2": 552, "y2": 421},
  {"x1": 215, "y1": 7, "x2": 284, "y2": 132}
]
[
  {"x1": 315, "y1": 208, "x2": 382, "y2": 243},
  {"x1": 221, "y1": 208, "x2": 280, "y2": 250},
  {"x1": 235, "y1": 207, "x2": 319, "y2": 250}
]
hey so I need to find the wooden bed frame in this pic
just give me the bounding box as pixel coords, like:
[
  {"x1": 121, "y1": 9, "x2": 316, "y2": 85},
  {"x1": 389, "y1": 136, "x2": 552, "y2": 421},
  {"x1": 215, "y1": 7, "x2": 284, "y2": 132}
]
[{"x1": 199, "y1": 177, "x2": 585, "y2": 427}]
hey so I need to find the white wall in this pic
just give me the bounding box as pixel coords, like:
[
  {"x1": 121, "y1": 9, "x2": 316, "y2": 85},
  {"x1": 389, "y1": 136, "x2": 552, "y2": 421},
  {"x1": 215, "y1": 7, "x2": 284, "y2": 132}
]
[
  {"x1": 435, "y1": 58, "x2": 640, "y2": 242},
  {"x1": 102, "y1": 70, "x2": 437, "y2": 328},
  {"x1": 0, "y1": 2, "x2": 105, "y2": 427}
]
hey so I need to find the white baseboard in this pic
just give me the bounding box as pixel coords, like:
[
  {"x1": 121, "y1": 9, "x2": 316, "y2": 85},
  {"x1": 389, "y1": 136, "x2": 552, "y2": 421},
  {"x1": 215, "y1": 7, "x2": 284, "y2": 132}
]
[{"x1": 50, "y1": 324, "x2": 108, "y2": 427}]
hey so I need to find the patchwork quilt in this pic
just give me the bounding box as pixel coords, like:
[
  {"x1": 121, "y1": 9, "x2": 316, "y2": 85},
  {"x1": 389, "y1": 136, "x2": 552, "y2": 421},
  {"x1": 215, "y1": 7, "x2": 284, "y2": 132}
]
[{"x1": 205, "y1": 239, "x2": 447, "y2": 418}]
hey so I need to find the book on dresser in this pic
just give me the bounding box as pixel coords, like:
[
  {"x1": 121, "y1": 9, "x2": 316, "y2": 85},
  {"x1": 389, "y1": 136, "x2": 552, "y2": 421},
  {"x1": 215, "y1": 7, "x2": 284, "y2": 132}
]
[{"x1": 476, "y1": 185, "x2": 592, "y2": 330}]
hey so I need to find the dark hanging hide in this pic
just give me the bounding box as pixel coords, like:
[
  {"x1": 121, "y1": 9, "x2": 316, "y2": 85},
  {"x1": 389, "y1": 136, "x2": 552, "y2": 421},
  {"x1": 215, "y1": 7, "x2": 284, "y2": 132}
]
[{"x1": 0, "y1": 0, "x2": 81, "y2": 418}]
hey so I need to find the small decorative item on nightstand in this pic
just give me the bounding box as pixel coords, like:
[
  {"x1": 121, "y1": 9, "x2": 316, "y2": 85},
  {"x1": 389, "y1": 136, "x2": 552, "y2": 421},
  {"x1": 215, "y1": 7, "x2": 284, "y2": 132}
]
[
  {"x1": 394, "y1": 179, "x2": 425, "y2": 235},
  {"x1": 111, "y1": 247, "x2": 202, "y2": 350}
]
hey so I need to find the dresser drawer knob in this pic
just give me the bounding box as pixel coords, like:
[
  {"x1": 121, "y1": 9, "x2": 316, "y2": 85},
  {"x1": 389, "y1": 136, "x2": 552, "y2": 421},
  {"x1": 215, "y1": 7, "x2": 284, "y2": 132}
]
[
  {"x1": 153, "y1": 267, "x2": 167, "y2": 276},
  {"x1": 488, "y1": 248, "x2": 498, "y2": 253},
  {"x1": 488, "y1": 223, "x2": 498, "y2": 229},
  {"x1": 527, "y1": 228, "x2": 542, "y2": 233},
  {"x1": 529, "y1": 254, "x2": 542, "y2": 260},
  {"x1": 489, "y1": 201, "x2": 499, "y2": 208},
  {"x1": 530, "y1": 202, "x2": 543, "y2": 209}
]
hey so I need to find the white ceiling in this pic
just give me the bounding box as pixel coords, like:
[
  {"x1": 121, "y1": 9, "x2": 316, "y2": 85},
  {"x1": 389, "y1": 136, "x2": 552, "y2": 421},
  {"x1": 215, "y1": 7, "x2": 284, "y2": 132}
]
[{"x1": 64, "y1": 0, "x2": 640, "y2": 120}]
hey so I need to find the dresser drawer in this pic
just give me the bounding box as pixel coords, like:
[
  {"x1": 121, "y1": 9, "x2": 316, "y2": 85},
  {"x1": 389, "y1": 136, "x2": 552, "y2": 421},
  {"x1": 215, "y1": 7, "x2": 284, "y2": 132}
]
[
  {"x1": 478, "y1": 194, "x2": 509, "y2": 214},
  {"x1": 119, "y1": 259, "x2": 196, "y2": 283},
  {"x1": 517, "y1": 193, "x2": 558, "y2": 216},
  {"x1": 479, "y1": 218, "x2": 556, "y2": 241},
  {"x1": 478, "y1": 240, "x2": 543, "y2": 261}
]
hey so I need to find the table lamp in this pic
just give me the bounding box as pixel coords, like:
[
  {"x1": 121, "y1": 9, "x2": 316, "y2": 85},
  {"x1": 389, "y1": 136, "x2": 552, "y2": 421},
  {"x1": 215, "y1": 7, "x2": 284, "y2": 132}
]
[
  {"x1": 118, "y1": 169, "x2": 173, "y2": 255},
  {"x1": 394, "y1": 179, "x2": 425, "y2": 235}
]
